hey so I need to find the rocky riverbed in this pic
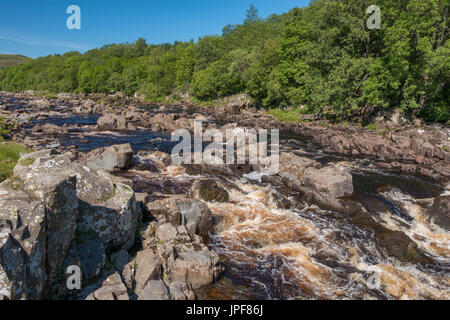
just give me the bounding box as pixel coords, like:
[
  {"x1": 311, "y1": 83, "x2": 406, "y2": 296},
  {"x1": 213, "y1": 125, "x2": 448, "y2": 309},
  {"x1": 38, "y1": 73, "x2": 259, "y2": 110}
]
[{"x1": 0, "y1": 91, "x2": 449, "y2": 300}]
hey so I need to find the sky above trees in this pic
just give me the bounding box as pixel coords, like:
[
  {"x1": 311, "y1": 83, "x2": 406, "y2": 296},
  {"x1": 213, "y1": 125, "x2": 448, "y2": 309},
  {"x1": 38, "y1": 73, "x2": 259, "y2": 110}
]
[{"x1": 0, "y1": 0, "x2": 309, "y2": 58}]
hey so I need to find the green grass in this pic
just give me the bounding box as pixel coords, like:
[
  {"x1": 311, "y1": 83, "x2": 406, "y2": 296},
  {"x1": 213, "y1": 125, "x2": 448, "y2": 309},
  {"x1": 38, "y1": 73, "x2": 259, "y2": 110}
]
[
  {"x1": 267, "y1": 108, "x2": 308, "y2": 123},
  {"x1": 0, "y1": 54, "x2": 31, "y2": 68},
  {"x1": 363, "y1": 123, "x2": 379, "y2": 131},
  {"x1": 443, "y1": 146, "x2": 450, "y2": 152},
  {"x1": 0, "y1": 143, "x2": 31, "y2": 183}
]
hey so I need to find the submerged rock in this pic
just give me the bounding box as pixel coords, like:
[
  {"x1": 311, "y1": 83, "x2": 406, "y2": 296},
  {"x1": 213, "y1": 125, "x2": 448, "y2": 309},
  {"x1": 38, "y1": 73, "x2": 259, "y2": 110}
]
[
  {"x1": 430, "y1": 196, "x2": 450, "y2": 231},
  {"x1": 192, "y1": 179, "x2": 229, "y2": 203}
]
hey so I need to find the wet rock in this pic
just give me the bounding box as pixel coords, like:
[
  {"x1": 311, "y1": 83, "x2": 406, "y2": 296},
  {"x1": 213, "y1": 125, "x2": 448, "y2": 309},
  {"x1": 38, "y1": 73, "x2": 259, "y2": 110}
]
[
  {"x1": 85, "y1": 143, "x2": 133, "y2": 172},
  {"x1": 430, "y1": 196, "x2": 450, "y2": 231},
  {"x1": 303, "y1": 166, "x2": 354, "y2": 198},
  {"x1": 351, "y1": 214, "x2": 432, "y2": 265},
  {"x1": 149, "y1": 113, "x2": 176, "y2": 131},
  {"x1": 32, "y1": 99, "x2": 50, "y2": 108},
  {"x1": 192, "y1": 179, "x2": 229, "y2": 203},
  {"x1": 138, "y1": 280, "x2": 169, "y2": 300}
]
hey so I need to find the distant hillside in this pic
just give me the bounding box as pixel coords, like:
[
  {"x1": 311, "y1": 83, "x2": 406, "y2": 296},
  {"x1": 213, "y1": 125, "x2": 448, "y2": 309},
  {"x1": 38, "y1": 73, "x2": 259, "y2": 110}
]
[{"x1": 0, "y1": 54, "x2": 31, "y2": 68}]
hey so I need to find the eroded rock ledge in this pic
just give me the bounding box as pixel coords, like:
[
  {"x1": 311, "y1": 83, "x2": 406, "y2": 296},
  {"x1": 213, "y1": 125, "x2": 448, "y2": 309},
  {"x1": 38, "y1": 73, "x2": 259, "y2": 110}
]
[{"x1": 0, "y1": 148, "x2": 222, "y2": 300}]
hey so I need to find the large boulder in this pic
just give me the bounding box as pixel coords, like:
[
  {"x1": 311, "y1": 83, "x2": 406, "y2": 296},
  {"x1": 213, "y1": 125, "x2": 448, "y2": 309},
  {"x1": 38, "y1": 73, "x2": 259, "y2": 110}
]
[
  {"x1": 84, "y1": 143, "x2": 133, "y2": 172},
  {"x1": 16, "y1": 150, "x2": 140, "y2": 251},
  {"x1": 12, "y1": 152, "x2": 79, "y2": 286},
  {"x1": 147, "y1": 198, "x2": 213, "y2": 236},
  {"x1": 303, "y1": 166, "x2": 354, "y2": 199},
  {"x1": 1, "y1": 150, "x2": 79, "y2": 299},
  {"x1": 429, "y1": 196, "x2": 450, "y2": 231}
]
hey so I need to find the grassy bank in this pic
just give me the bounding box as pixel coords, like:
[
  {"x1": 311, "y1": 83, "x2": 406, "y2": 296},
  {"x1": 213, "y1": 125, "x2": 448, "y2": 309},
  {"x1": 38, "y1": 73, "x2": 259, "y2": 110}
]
[{"x1": 0, "y1": 143, "x2": 31, "y2": 182}]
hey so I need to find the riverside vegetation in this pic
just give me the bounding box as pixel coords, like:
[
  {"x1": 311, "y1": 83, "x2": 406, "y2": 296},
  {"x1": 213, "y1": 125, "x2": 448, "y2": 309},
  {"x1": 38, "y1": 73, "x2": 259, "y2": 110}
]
[{"x1": 0, "y1": 0, "x2": 448, "y2": 123}]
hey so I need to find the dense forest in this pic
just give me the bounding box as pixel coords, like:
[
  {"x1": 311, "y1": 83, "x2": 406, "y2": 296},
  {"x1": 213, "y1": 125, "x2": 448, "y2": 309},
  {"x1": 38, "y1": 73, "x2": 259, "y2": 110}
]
[{"x1": 0, "y1": 0, "x2": 448, "y2": 122}]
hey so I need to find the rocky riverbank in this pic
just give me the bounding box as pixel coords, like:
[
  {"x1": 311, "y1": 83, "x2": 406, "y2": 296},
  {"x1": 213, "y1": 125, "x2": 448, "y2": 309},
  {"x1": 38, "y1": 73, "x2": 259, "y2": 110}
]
[
  {"x1": 2, "y1": 91, "x2": 449, "y2": 183},
  {"x1": 1, "y1": 91, "x2": 449, "y2": 300}
]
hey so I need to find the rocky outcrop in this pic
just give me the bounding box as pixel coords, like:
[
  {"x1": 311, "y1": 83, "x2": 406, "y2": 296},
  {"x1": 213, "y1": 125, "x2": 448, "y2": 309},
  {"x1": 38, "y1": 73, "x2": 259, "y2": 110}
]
[
  {"x1": 1, "y1": 150, "x2": 79, "y2": 299},
  {"x1": 0, "y1": 149, "x2": 141, "y2": 299},
  {"x1": 211, "y1": 106, "x2": 450, "y2": 182}
]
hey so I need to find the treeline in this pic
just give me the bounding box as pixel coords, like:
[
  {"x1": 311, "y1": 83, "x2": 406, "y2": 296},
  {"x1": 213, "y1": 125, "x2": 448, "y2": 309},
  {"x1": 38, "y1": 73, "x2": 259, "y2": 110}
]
[{"x1": 0, "y1": 0, "x2": 448, "y2": 122}]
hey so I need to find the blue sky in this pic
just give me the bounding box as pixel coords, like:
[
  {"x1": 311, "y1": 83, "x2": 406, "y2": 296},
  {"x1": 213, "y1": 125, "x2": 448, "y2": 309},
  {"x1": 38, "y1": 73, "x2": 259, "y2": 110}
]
[{"x1": 0, "y1": 1, "x2": 309, "y2": 58}]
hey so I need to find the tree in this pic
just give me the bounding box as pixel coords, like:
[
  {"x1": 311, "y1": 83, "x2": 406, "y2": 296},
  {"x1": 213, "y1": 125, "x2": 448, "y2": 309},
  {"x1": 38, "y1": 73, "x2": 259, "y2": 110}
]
[{"x1": 244, "y1": 4, "x2": 260, "y2": 25}]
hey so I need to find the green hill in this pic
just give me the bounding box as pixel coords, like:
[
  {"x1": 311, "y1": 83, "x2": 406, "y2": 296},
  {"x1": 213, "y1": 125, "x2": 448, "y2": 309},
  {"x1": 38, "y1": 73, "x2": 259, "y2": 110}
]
[{"x1": 0, "y1": 54, "x2": 31, "y2": 68}]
